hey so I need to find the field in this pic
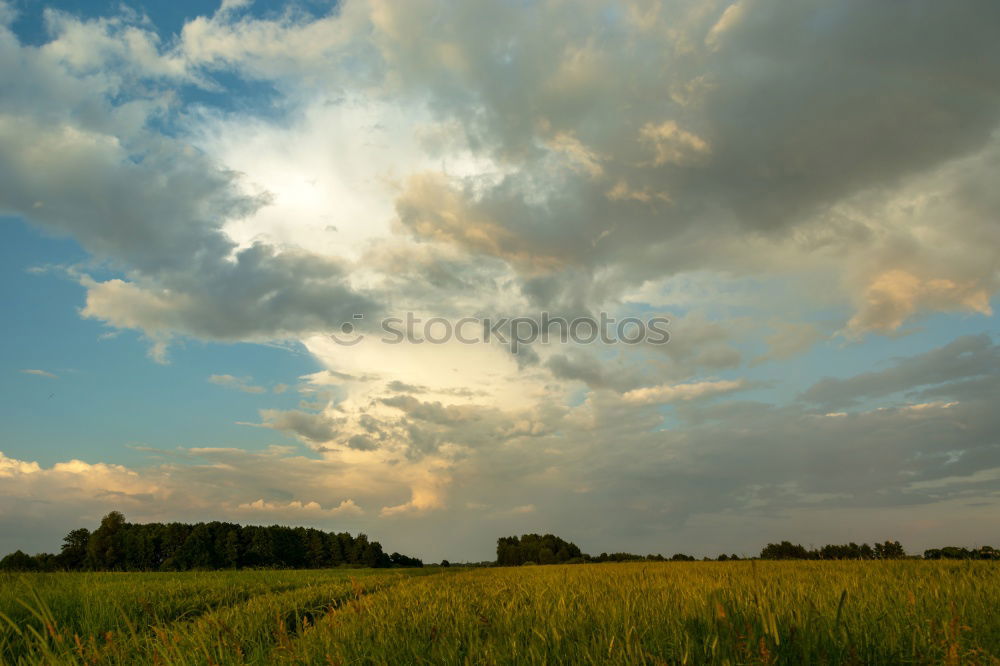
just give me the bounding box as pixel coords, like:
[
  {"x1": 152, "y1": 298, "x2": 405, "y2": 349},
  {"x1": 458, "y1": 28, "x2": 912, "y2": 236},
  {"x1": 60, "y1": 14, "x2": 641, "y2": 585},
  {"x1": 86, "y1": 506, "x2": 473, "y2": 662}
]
[{"x1": 1, "y1": 561, "x2": 998, "y2": 664}]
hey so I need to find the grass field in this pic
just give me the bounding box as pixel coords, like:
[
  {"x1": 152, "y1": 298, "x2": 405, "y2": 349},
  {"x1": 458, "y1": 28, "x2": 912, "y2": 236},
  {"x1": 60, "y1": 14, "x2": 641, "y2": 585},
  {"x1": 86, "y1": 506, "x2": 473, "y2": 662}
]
[{"x1": 1, "y1": 561, "x2": 998, "y2": 664}]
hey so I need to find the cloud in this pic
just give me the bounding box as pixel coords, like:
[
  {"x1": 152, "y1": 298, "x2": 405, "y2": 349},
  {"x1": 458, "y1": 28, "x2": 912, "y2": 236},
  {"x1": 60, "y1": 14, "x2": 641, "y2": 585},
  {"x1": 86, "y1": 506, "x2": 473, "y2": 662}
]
[
  {"x1": 847, "y1": 270, "x2": 993, "y2": 337},
  {"x1": 0, "y1": 451, "x2": 165, "y2": 510},
  {"x1": 546, "y1": 351, "x2": 641, "y2": 392},
  {"x1": 801, "y1": 334, "x2": 999, "y2": 411},
  {"x1": 705, "y1": 1, "x2": 746, "y2": 51},
  {"x1": 0, "y1": 3, "x2": 15, "y2": 27},
  {"x1": 752, "y1": 322, "x2": 825, "y2": 365},
  {"x1": 20, "y1": 369, "x2": 57, "y2": 379},
  {"x1": 360, "y1": 0, "x2": 1000, "y2": 331},
  {"x1": 639, "y1": 120, "x2": 711, "y2": 166},
  {"x1": 0, "y1": 21, "x2": 377, "y2": 358},
  {"x1": 3, "y1": 332, "x2": 1000, "y2": 559},
  {"x1": 394, "y1": 172, "x2": 565, "y2": 272},
  {"x1": 253, "y1": 408, "x2": 342, "y2": 445},
  {"x1": 208, "y1": 374, "x2": 265, "y2": 394},
  {"x1": 5, "y1": 0, "x2": 997, "y2": 352},
  {"x1": 622, "y1": 379, "x2": 745, "y2": 405},
  {"x1": 176, "y1": 1, "x2": 373, "y2": 83},
  {"x1": 2, "y1": 0, "x2": 1000, "y2": 561},
  {"x1": 236, "y1": 498, "x2": 363, "y2": 516}
]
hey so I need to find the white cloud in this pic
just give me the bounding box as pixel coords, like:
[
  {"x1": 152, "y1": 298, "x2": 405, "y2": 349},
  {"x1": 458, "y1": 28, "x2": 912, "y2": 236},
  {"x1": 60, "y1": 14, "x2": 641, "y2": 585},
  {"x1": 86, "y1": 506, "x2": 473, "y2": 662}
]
[
  {"x1": 20, "y1": 369, "x2": 57, "y2": 379},
  {"x1": 236, "y1": 498, "x2": 364, "y2": 516},
  {"x1": 705, "y1": 1, "x2": 746, "y2": 51},
  {"x1": 208, "y1": 374, "x2": 265, "y2": 394},
  {"x1": 622, "y1": 379, "x2": 745, "y2": 405},
  {"x1": 639, "y1": 120, "x2": 711, "y2": 166}
]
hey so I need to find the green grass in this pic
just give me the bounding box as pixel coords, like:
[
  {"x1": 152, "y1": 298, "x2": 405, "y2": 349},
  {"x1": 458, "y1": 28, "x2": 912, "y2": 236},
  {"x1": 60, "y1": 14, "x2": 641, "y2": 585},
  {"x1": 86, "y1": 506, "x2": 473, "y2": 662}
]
[
  {"x1": 2, "y1": 562, "x2": 998, "y2": 664},
  {"x1": 0, "y1": 568, "x2": 430, "y2": 664}
]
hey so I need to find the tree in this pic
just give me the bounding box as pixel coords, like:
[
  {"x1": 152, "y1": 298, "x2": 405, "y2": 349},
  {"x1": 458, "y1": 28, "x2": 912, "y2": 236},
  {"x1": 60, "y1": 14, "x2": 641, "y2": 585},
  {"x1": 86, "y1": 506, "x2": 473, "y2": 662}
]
[
  {"x1": 361, "y1": 540, "x2": 391, "y2": 568},
  {"x1": 873, "y1": 540, "x2": 906, "y2": 560},
  {"x1": 57, "y1": 528, "x2": 90, "y2": 570},
  {"x1": 247, "y1": 527, "x2": 275, "y2": 567},
  {"x1": 389, "y1": 552, "x2": 424, "y2": 567},
  {"x1": 31, "y1": 552, "x2": 58, "y2": 571},
  {"x1": 306, "y1": 531, "x2": 328, "y2": 568},
  {"x1": 329, "y1": 534, "x2": 345, "y2": 565},
  {"x1": 0, "y1": 550, "x2": 37, "y2": 571},
  {"x1": 495, "y1": 534, "x2": 582, "y2": 566},
  {"x1": 176, "y1": 524, "x2": 217, "y2": 569},
  {"x1": 818, "y1": 542, "x2": 874, "y2": 560},
  {"x1": 760, "y1": 541, "x2": 812, "y2": 560},
  {"x1": 922, "y1": 546, "x2": 995, "y2": 560},
  {"x1": 87, "y1": 511, "x2": 127, "y2": 570}
]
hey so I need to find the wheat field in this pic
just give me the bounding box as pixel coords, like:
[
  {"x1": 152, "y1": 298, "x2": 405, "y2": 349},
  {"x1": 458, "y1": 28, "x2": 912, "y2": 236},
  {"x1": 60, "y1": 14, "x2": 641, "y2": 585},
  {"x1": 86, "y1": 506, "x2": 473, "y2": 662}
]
[{"x1": 2, "y1": 561, "x2": 998, "y2": 664}]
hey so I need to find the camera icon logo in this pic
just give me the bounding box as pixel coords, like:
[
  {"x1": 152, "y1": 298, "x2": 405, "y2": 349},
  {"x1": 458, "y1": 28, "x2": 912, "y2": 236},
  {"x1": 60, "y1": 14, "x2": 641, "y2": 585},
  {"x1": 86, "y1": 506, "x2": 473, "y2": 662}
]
[{"x1": 330, "y1": 313, "x2": 365, "y2": 346}]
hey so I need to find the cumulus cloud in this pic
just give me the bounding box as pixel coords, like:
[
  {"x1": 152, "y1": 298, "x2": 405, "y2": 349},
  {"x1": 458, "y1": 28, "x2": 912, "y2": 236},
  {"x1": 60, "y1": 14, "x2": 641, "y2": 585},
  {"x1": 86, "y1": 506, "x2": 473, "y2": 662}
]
[
  {"x1": 236, "y1": 498, "x2": 363, "y2": 516},
  {"x1": 323, "y1": 0, "x2": 1000, "y2": 331},
  {"x1": 848, "y1": 270, "x2": 993, "y2": 335},
  {"x1": 253, "y1": 408, "x2": 342, "y2": 445},
  {"x1": 0, "y1": 17, "x2": 378, "y2": 359},
  {"x1": 3, "y1": 0, "x2": 1000, "y2": 558},
  {"x1": 0, "y1": 450, "x2": 166, "y2": 515},
  {"x1": 7, "y1": 0, "x2": 997, "y2": 348}
]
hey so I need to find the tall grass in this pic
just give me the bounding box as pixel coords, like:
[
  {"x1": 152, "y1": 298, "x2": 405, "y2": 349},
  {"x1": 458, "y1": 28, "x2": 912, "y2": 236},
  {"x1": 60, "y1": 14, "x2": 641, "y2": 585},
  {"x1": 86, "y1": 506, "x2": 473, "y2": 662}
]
[
  {"x1": 1, "y1": 562, "x2": 997, "y2": 664},
  {"x1": 0, "y1": 569, "x2": 428, "y2": 664},
  {"x1": 280, "y1": 561, "x2": 1000, "y2": 665}
]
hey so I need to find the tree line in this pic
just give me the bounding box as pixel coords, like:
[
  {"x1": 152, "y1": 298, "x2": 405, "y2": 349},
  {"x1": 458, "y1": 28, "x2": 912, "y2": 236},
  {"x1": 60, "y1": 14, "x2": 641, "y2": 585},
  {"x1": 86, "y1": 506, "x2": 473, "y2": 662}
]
[
  {"x1": 496, "y1": 534, "x2": 706, "y2": 565},
  {"x1": 493, "y1": 535, "x2": 1000, "y2": 566},
  {"x1": 759, "y1": 540, "x2": 998, "y2": 560},
  {"x1": 759, "y1": 540, "x2": 906, "y2": 560},
  {"x1": 5, "y1": 521, "x2": 997, "y2": 571},
  {"x1": 0, "y1": 512, "x2": 423, "y2": 572},
  {"x1": 922, "y1": 546, "x2": 997, "y2": 560}
]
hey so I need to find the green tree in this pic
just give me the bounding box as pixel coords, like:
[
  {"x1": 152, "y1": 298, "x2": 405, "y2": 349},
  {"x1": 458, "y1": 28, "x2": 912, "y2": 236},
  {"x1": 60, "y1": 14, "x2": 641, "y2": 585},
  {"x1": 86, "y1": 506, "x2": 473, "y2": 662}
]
[
  {"x1": 874, "y1": 540, "x2": 906, "y2": 559},
  {"x1": 0, "y1": 550, "x2": 37, "y2": 571},
  {"x1": 224, "y1": 530, "x2": 240, "y2": 568},
  {"x1": 57, "y1": 528, "x2": 90, "y2": 570},
  {"x1": 87, "y1": 511, "x2": 127, "y2": 570}
]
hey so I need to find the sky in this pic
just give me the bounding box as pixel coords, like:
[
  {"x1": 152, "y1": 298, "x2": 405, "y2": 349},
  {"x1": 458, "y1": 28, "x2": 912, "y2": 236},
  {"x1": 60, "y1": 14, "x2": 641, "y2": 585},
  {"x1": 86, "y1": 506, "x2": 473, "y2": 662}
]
[{"x1": 1, "y1": 0, "x2": 998, "y2": 562}]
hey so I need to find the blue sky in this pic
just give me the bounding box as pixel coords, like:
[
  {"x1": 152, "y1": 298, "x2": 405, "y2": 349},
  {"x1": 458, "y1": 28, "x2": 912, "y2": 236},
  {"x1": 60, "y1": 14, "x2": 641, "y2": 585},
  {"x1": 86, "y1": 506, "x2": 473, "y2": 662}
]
[
  {"x1": 1, "y1": 0, "x2": 998, "y2": 561},
  {"x1": 1, "y1": 218, "x2": 322, "y2": 468}
]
